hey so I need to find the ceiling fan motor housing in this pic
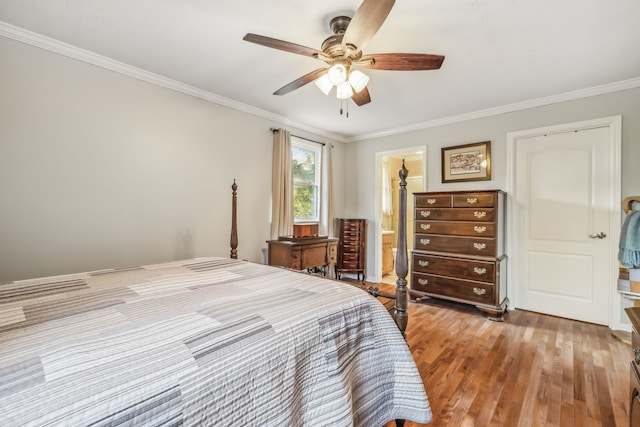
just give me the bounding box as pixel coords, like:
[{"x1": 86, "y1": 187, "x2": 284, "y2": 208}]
[
  {"x1": 321, "y1": 35, "x2": 344, "y2": 57},
  {"x1": 330, "y1": 16, "x2": 351, "y2": 34},
  {"x1": 322, "y1": 16, "x2": 359, "y2": 60}
]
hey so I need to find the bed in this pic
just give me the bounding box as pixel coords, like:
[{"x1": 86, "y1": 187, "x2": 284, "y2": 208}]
[{"x1": 0, "y1": 164, "x2": 430, "y2": 426}]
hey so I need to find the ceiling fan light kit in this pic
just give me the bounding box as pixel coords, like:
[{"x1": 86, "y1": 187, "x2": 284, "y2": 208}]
[
  {"x1": 314, "y1": 65, "x2": 370, "y2": 98},
  {"x1": 327, "y1": 62, "x2": 348, "y2": 85},
  {"x1": 314, "y1": 74, "x2": 333, "y2": 95},
  {"x1": 336, "y1": 81, "x2": 354, "y2": 99},
  {"x1": 349, "y1": 70, "x2": 369, "y2": 93},
  {"x1": 243, "y1": 0, "x2": 444, "y2": 111}
]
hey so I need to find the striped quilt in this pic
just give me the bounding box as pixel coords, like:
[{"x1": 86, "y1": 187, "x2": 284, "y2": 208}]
[{"x1": 0, "y1": 257, "x2": 431, "y2": 426}]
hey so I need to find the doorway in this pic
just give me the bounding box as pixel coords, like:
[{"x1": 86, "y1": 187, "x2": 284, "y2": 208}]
[
  {"x1": 375, "y1": 147, "x2": 426, "y2": 285},
  {"x1": 507, "y1": 116, "x2": 621, "y2": 327}
]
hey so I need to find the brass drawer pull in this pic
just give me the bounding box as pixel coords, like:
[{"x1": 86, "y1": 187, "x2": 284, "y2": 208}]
[
  {"x1": 474, "y1": 211, "x2": 487, "y2": 219},
  {"x1": 418, "y1": 278, "x2": 429, "y2": 285},
  {"x1": 473, "y1": 287, "x2": 486, "y2": 295},
  {"x1": 467, "y1": 197, "x2": 478, "y2": 204},
  {"x1": 418, "y1": 260, "x2": 429, "y2": 267},
  {"x1": 427, "y1": 198, "x2": 437, "y2": 205},
  {"x1": 474, "y1": 226, "x2": 487, "y2": 233},
  {"x1": 420, "y1": 239, "x2": 431, "y2": 245},
  {"x1": 420, "y1": 223, "x2": 431, "y2": 230},
  {"x1": 474, "y1": 267, "x2": 487, "y2": 275},
  {"x1": 635, "y1": 348, "x2": 640, "y2": 365},
  {"x1": 420, "y1": 211, "x2": 431, "y2": 218},
  {"x1": 474, "y1": 243, "x2": 487, "y2": 250}
]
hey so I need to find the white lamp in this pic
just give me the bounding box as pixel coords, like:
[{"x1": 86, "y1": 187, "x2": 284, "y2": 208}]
[
  {"x1": 315, "y1": 65, "x2": 370, "y2": 100},
  {"x1": 348, "y1": 70, "x2": 369, "y2": 93},
  {"x1": 336, "y1": 81, "x2": 354, "y2": 99},
  {"x1": 327, "y1": 63, "x2": 348, "y2": 86},
  {"x1": 314, "y1": 74, "x2": 333, "y2": 95}
]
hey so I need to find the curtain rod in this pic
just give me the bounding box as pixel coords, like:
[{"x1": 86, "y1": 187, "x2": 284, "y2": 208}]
[{"x1": 270, "y1": 128, "x2": 326, "y2": 146}]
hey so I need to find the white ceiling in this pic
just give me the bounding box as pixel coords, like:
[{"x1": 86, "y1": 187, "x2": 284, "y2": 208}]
[{"x1": 1, "y1": 0, "x2": 639, "y2": 142}]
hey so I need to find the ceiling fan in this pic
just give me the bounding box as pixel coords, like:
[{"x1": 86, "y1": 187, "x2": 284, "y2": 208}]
[{"x1": 242, "y1": 0, "x2": 444, "y2": 107}]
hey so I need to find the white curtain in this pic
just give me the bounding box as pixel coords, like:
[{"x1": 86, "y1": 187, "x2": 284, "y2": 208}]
[
  {"x1": 319, "y1": 143, "x2": 334, "y2": 237},
  {"x1": 270, "y1": 129, "x2": 293, "y2": 239}
]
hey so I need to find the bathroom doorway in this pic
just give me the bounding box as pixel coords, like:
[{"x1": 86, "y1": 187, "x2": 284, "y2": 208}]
[{"x1": 375, "y1": 147, "x2": 426, "y2": 285}]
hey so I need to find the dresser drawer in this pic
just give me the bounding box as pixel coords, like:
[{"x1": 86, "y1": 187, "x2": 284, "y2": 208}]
[
  {"x1": 341, "y1": 222, "x2": 363, "y2": 231},
  {"x1": 339, "y1": 253, "x2": 362, "y2": 268},
  {"x1": 328, "y1": 243, "x2": 337, "y2": 264},
  {"x1": 415, "y1": 234, "x2": 496, "y2": 256},
  {"x1": 341, "y1": 243, "x2": 362, "y2": 252},
  {"x1": 342, "y1": 231, "x2": 362, "y2": 240},
  {"x1": 341, "y1": 252, "x2": 360, "y2": 262},
  {"x1": 342, "y1": 236, "x2": 361, "y2": 243},
  {"x1": 413, "y1": 253, "x2": 496, "y2": 283},
  {"x1": 416, "y1": 208, "x2": 495, "y2": 222},
  {"x1": 412, "y1": 272, "x2": 495, "y2": 305},
  {"x1": 341, "y1": 261, "x2": 362, "y2": 269},
  {"x1": 415, "y1": 195, "x2": 451, "y2": 208},
  {"x1": 415, "y1": 220, "x2": 496, "y2": 237},
  {"x1": 290, "y1": 248, "x2": 301, "y2": 270},
  {"x1": 452, "y1": 193, "x2": 496, "y2": 208}
]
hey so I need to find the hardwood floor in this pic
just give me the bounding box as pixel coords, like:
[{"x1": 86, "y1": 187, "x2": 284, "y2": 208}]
[{"x1": 377, "y1": 285, "x2": 631, "y2": 427}]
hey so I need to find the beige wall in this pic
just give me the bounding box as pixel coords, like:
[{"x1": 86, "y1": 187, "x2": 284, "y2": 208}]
[{"x1": 0, "y1": 36, "x2": 345, "y2": 282}]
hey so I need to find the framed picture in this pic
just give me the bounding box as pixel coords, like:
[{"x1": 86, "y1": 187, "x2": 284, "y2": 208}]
[{"x1": 441, "y1": 141, "x2": 491, "y2": 183}]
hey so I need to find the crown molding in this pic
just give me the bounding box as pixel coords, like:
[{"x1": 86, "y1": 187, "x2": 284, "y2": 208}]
[
  {"x1": 350, "y1": 77, "x2": 640, "y2": 142},
  {"x1": 0, "y1": 21, "x2": 349, "y2": 143}
]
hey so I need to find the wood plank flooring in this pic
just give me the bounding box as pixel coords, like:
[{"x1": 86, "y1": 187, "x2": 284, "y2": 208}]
[{"x1": 377, "y1": 286, "x2": 631, "y2": 427}]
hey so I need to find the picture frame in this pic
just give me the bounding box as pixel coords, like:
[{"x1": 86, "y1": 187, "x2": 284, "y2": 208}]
[{"x1": 441, "y1": 141, "x2": 491, "y2": 183}]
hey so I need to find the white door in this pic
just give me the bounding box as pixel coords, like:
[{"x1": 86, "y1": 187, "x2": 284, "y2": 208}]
[{"x1": 514, "y1": 126, "x2": 614, "y2": 325}]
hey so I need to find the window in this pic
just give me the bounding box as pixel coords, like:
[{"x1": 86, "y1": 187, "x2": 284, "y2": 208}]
[{"x1": 291, "y1": 137, "x2": 321, "y2": 222}]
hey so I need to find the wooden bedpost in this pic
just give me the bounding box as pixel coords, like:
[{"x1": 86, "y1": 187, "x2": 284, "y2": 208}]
[
  {"x1": 230, "y1": 179, "x2": 238, "y2": 259},
  {"x1": 366, "y1": 161, "x2": 411, "y2": 337},
  {"x1": 395, "y1": 160, "x2": 409, "y2": 337}
]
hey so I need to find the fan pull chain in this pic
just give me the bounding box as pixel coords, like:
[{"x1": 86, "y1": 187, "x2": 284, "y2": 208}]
[{"x1": 338, "y1": 98, "x2": 349, "y2": 118}]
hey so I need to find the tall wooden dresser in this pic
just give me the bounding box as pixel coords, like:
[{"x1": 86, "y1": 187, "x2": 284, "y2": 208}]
[
  {"x1": 411, "y1": 190, "x2": 508, "y2": 320},
  {"x1": 335, "y1": 218, "x2": 367, "y2": 282}
]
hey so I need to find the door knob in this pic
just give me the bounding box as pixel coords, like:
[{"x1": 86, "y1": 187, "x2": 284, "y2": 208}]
[{"x1": 589, "y1": 232, "x2": 607, "y2": 239}]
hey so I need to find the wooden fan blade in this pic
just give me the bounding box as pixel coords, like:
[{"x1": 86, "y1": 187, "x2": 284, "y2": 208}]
[
  {"x1": 358, "y1": 53, "x2": 445, "y2": 70},
  {"x1": 243, "y1": 33, "x2": 328, "y2": 60},
  {"x1": 274, "y1": 68, "x2": 328, "y2": 95},
  {"x1": 342, "y1": 0, "x2": 395, "y2": 53},
  {"x1": 352, "y1": 87, "x2": 371, "y2": 106}
]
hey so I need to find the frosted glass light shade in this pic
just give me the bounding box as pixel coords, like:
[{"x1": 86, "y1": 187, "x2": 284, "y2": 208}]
[
  {"x1": 327, "y1": 63, "x2": 347, "y2": 85},
  {"x1": 336, "y1": 81, "x2": 353, "y2": 99},
  {"x1": 348, "y1": 70, "x2": 369, "y2": 93},
  {"x1": 314, "y1": 74, "x2": 332, "y2": 95}
]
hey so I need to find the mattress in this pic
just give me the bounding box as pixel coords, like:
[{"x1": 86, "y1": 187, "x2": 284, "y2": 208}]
[{"x1": 0, "y1": 257, "x2": 431, "y2": 426}]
